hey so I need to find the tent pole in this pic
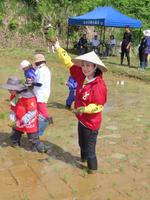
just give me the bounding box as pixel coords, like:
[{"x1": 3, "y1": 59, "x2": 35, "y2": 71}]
[
  {"x1": 66, "y1": 24, "x2": 69, "y2": 50},
  {"x1": 99, "y1": 26, "x2": 103, "y2": 56},
  {"x1": 139, "y1": 28, "x2": 142, "y2": 44},
  {"x1": 103, "y1": 26, "x2": 106, "y2": 43},
  {"x1": 100, "y1": 26, "x2": 102, "y2": 41},
  {"x1": 102, "y1": 26, "x2": 106, "y2": 57}
]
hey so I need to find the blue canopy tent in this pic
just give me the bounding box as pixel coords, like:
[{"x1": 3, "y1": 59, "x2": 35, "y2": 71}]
[
  {"x1": 68, "y1": 6, "x2": 142, "y2": 28},
  {"x1": 67, "y1": 6, "x2": 142, "y2": 49}
]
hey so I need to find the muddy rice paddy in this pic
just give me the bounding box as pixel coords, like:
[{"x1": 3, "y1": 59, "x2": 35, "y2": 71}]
[{"x1": 0, "y1": 51, "x2": 150, "y2": 200}]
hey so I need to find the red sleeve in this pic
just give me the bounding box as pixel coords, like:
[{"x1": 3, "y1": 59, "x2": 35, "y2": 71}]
[
  {"x1": 70, "y1": 64, "x2": 85, "y2": 84},
  {"x1": 10, "y1": 95, "x2": 16, "y2": 112},
  {"x1": 92, "y1": 79, "x2": 107, "y2": 105}
]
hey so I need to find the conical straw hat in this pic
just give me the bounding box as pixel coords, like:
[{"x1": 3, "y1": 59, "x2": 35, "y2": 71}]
[{"x1": 73, "y1": 51, "x2": 108, "y2": 72}]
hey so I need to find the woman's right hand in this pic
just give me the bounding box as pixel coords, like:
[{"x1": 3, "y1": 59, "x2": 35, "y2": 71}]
[{"x1": 53, "y1": 38, "x2": 60, "y2": 49}]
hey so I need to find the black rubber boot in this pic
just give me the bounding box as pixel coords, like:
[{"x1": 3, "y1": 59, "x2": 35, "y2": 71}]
[
  {"x1": 10, "y1": 130, "x2": 22, "y2": 147},
  {"x1": 120, "y1": 57, "x2": 123, "y2": 65},
  {"x1": 127, "y1": 56, "x2": 130, "y2": 67},
  {"x1": 87, "y1": 157, "x2": 97, "y2": 173},
  {"x1": 81, "y1": 151, "x2": 87, "y2": 162},
  {"x1": 47, "y1": 116, "x2": 54, "y2": 125},
  {"x1": 120, "y1": 53, "x2": 124, "y2": 65}
]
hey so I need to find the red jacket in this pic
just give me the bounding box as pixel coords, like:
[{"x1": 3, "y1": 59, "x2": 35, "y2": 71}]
[
  {"x1": 15, "y1": 91, "x2": 38, "y2": 133},
  {"x1": 10, "y1": 95, "x2": 17, "y2": 112},
  {"x1": 70, "y1": 64, "x2": 107, "y2": 130}
]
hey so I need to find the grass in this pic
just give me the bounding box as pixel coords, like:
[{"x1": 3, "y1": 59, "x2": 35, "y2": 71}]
[
  {"x1": 0, "y1": 112, "x2": 8, "y2": 120},
  {"x1": 61, "y1": 174, "x2": 68, "y2": 184}
]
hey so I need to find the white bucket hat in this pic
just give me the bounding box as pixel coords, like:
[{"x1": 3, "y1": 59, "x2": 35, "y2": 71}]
[
  {"x1": 19, "y1": 60, "x2": 31, "y2": 69},
  {"x1": 0, "y1": 76, "x2": 25, "y2": 91},
  {"x1": 73, "y1": 51, "x2": 108, "y2": 72},
  {"x1": 143, "y1": 30, "x2": 150, "y2": 37}
]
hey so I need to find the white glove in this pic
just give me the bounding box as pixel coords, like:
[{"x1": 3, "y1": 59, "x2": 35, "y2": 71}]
[{"x1": 9, "y1": 112, "x2": 16, "y2": 122}]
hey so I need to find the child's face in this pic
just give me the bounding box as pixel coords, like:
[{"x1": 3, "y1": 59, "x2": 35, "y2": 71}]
[
  {"x1": 8, "y1": 90, "x2": 17, "y2": 95},
  {"x1": 23, "y1": 66, "x2": 30, "y2": 71}
]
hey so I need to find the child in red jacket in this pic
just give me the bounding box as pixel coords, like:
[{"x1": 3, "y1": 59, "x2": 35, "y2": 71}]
[{"x1": 0, "y1": 76, "x2": 46, "y2": 153}]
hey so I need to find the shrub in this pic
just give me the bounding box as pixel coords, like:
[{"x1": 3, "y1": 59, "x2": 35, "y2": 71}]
[{"x1": 8, "y1": 19, "x2": 18, "y2": 31}]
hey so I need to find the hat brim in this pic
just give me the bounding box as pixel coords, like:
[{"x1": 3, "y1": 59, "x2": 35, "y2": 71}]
[
  {"x1": 19, "y1": 65, "x2": 28, "y2": 70},
  {"x1": 34, "y1": 59, "x2": 46, "y2": 63},
  {"x1": 72, "y1": 59, "x2": 108, "y2": 72},
  {"x1": 0, "y1": 83, "x2": 25, "y2": 91},
  {"x1": 72, "y1": 51, "x2": 108, "y2": 72}
]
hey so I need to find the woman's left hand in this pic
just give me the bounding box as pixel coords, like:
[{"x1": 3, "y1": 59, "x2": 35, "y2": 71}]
[{"x1": 74, "y1": 107, "x2": 85, "y2": 114}]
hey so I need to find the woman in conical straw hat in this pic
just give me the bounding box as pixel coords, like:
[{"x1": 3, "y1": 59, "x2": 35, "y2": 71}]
[{"x1": 53, "y1": 39, "x2": 107, "y2": 174}]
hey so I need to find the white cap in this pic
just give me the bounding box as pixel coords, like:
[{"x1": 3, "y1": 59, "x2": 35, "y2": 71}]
[
  {"x1": 19, "y1": 60, "x2": 31, "y2": 69},
  {"x1": 143, "y1": 29, "x2": 150, "y2": 37}
]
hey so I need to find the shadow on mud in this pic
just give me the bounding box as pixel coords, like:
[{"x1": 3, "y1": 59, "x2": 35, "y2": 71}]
[
  {"x1": 0, "y1": 132, "x2": 84, "y2": 170},
  {"x1": 40, "y1": 140, "x2": 84, "y2": 169},
  {"x1": 105, "y1": 60, "x2": 137, "y2": 68},
  {"x1": 48, "y1": 102, "x2": 66, "y2": 109},
  {"x1": 0, "y1": 132, "x2": 12, "y2": 146},
  {"x1": 0, "y1": 131, "x2": 35, "y2": 151}
]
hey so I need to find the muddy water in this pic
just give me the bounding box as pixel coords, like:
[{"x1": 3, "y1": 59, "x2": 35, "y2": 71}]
[{"x1": 0, "y1": 72, "x2": 150, "y2": 200}]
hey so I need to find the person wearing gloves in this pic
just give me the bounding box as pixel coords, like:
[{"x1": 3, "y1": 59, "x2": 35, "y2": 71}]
[
  {"x1": 53, "y1": 40, "x2": 107, "y2": 174},
  {"x1": 0, "y1": 76, "x2": 46, "y2": 153},
  {"x1": 33, "y1": 54, "x2": 53, "y2": 136}
]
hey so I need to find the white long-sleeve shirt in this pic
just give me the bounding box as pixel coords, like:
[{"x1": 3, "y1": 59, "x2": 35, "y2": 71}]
[{"x1": 33, "y1": 64, "x2": 51, "y2": 103}]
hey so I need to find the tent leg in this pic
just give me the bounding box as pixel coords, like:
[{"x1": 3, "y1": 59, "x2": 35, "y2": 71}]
[
  {"x1": 139, "y1": 28, "x2": 141, "y2": 44},
  {"x1": 103, "y1": 26, "x2": 106, "y2": 43},
  {"x1": 66, "y1": 25, "x2": 69, "y2": 50},
  {"x1": 102, "y1": 26, "x2": 107, "y2": 57},
  {"x1": 99, "y1": 26, "x2": 103, "y2": 56}
]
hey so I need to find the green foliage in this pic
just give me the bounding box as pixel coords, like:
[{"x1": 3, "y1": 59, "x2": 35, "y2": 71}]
[
  {"x1": 25, "y1": 21, "x2": 41, "y2": 33},
  {"x1": 0, "y1": 112, "x2": 7, "y2": 120},
  {"x1": 0, "y1": 16, "x2": 3, "y2": 26},
  {"x1": 8, "y1": 19, "x2": 18, "y2": 31},
  {"x1": 0, "y1": 0, "x2": 150, "y2": 46},
  {"x1": 0, "y1": 0, "x2": 5, "y2": 13}
]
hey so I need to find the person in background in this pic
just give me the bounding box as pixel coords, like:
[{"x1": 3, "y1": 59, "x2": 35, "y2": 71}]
[
  {"x1": 121, "y1": 26, "x2": 132, "y2": 67},
  {"x1": 144, "y1": 29, "x2": 150, "y2": 67},
  {"x1": 44, "y1": 24, "x2": 52, "y2": 53},
  {"x1": 53, "y1": 40, "x2": 107, "y2": 174},
  {"x1": 0, "y1": 76, "x2": 46, "y2": 153},
  {"x1": 138, "y1": 30, "x2": 150, "y2": 69},
  {"x1": 33, "y1": 54, "x2": 53, "y2": 137},
  {"x1": 91, "y1": 34, "x2": 100, "y2": 55},
  {"x1": 65, "y1": 75, "x2": 77, "y2": 109},
  {"x1": 77, "y1": 34, "x2": 88, "y2": 55},
  {"x1": 108, "y1": 34, "x2": 116, "y2": 56}
]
